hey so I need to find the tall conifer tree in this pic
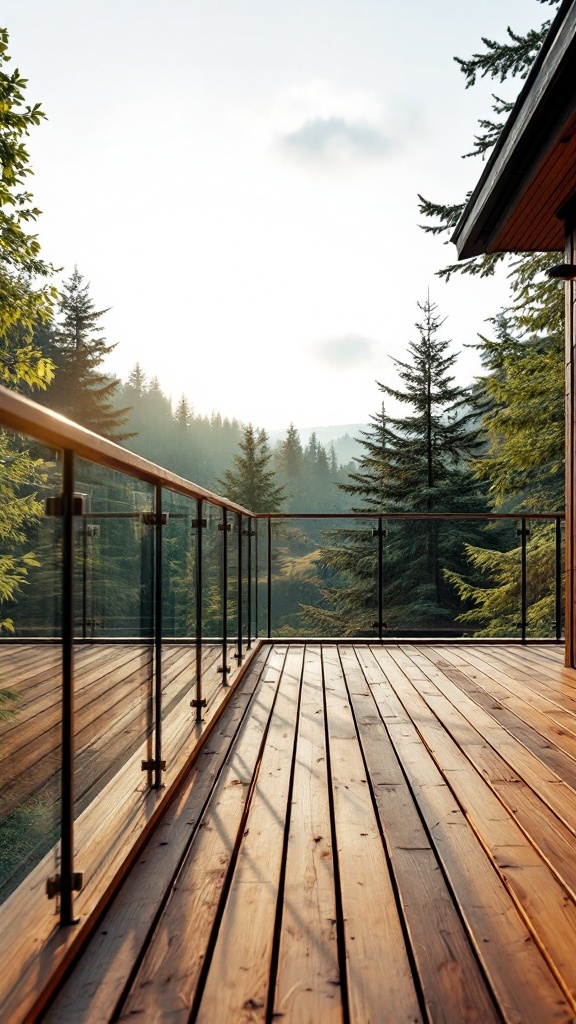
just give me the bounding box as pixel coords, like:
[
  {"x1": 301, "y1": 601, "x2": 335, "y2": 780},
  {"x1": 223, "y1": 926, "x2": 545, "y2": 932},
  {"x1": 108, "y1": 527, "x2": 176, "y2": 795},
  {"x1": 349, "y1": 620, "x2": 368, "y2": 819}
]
[
  {"x1": 219, "y1": 425, "x2": 285, "y2": 512},
  {"x1": 39, "y1": 268, "x2": 130, "y2": 439},
  {"x1": 304, "y1": 297, "x2": 486, "y2": 635}
]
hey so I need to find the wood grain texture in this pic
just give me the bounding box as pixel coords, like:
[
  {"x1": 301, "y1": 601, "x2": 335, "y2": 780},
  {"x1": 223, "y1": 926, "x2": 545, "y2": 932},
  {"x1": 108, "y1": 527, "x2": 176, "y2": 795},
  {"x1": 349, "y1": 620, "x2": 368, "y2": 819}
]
[
  {"x1": 193, "y1": 645, "x2": 303, "y2": 1024},
  {"x1": 45, "y1": 645, "x2": 276, "y2": 1024},
  {"x1": 272, "y1": 646, "x2": 343, "y2": 1024},
  {"x1": 369, "y1": 645, "x2": 574, "y2": 1023},
  {"x1": 6, "y1": 643, "x2": 576, "y2": 1024},
  {"x1": 350, "y1": 645, "x2": 500, "y2": 1024},
  {"x1": 323, "y1": 645, "x2": 422, "y2": 1024}
]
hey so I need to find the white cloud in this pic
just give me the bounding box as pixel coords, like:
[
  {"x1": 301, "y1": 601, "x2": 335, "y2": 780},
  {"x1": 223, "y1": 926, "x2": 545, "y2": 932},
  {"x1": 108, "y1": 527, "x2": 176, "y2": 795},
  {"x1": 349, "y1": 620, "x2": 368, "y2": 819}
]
[
  {"x1": 280, "y1": 116, "x2": 390, "y2": 162},
  {"x1": 310, "y1": 333, "x2": 378, "y2": 368}
]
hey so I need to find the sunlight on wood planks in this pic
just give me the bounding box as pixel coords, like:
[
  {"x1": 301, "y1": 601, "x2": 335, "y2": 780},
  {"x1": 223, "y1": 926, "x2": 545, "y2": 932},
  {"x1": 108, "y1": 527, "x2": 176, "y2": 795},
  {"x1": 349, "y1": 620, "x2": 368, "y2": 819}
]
[{"x1": 29, "y1": 641, "x2": 576, "y2": 1023}]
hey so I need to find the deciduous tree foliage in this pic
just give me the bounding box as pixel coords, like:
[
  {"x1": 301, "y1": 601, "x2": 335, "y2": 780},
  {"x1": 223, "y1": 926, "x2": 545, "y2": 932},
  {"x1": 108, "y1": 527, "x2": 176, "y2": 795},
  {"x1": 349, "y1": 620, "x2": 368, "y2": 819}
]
[
  {"x1": 0, "y1": 28, "x2": 56, "y2": 648},
  {"x1": 0, "y1": 28, "x2": 56, "y2": 391}
]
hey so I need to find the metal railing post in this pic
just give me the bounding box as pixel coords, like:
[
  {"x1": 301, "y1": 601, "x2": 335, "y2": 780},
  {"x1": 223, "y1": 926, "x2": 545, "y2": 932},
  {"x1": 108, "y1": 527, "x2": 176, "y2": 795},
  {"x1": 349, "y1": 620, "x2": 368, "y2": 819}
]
[
  {"x1": 246, "y1": 519, "x2": 253, "y2": 649},
  {"x1": 371, "y1": 517, "x2": 385, "y2": 641},
  {"x1": 81, "y1": 516, "x2": 88, "y2": 640},
  {"x1": 255, "y1": 522, "x2": 259, "y2": 638},
  {"x1": 556, "y1": 515, "x2": 563, "y2": 641},
  {"x1": 519, "y1": 517, "x2": 529, "y2": 643},
  {"x1": 219, "y1": 509, "x2": 230, "y2": 680},
  {"x1": 193, "y1": 498, "x2": 205, "y2": 721},
  {"x1": 237, "y1": 513, "x2": 243, "y2": 666},
  {"x1": 378, "y1": 516, "x2": 383, "y2": 642},
  {"x1": 60, "y1": 448, "x2": 76, "y2": 925},
  {"x1": 153, "y1": 484, "x2": 163, "y2": 788},
  {"x1": 267, "y1": 517, "x2": 272, "y2": 638}
]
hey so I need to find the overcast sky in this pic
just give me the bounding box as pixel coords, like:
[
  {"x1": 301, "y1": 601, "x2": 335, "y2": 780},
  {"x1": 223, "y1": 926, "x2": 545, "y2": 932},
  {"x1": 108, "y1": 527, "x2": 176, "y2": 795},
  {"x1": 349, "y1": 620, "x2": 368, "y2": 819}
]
[{"x1": 4, "y1": 0, "x2": 546, "y2": 429}]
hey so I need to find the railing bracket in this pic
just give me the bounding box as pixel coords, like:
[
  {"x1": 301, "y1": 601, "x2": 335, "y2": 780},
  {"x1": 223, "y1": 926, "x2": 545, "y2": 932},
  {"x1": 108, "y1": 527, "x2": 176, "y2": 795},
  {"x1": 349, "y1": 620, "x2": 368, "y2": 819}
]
[
  {"x1": 192, "y1": 518, "x2": 207, "y2": 528},
  {"x1": 46, "y1": 871, "x2": 83, "y2": 900},
  {"x1": 218, "y1": 522, "x2": 232, "y2": 532},
  {"x1": 190, "y1": 698, "x2": 207, "y2": 708},
  {"x1": 372, "y1": 526, "x2": 387, "y2": 538},
  {"x1": 45, "y1": 495, "x2": 85, "y2": 517},
  {"x1": 141, "y1": 758, "x2": 166, "y2": 772},
  {"x1": 218, "y1": 665, "x2": 231, "y2": 673},
  {"x1": 141, "y1": 512, "x2": 168, "y2": 527},
  {"x1": 372, "y1": 621, "x2": 388, "y2": 629}
]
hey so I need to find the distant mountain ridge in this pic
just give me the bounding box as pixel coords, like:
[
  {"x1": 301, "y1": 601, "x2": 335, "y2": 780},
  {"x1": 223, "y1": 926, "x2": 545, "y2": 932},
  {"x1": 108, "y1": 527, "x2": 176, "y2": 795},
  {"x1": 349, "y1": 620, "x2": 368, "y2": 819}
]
[{"x1": 268, "y1": 423, "x2": 369, "y2": 467}]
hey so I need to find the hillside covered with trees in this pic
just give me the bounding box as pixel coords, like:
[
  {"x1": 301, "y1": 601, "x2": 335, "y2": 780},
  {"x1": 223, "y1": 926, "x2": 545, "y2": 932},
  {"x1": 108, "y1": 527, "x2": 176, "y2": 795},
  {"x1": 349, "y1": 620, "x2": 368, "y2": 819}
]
[{"x1": 0, "y1": 3, "x2": 567, "y2": 644}]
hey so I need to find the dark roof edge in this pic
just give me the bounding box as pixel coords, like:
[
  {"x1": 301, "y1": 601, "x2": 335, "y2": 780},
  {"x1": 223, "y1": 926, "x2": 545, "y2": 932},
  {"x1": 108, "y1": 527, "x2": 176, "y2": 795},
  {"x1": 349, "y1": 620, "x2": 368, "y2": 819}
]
[{"x1": 450, "y1": 0, "x2": 574, "y2": 253}]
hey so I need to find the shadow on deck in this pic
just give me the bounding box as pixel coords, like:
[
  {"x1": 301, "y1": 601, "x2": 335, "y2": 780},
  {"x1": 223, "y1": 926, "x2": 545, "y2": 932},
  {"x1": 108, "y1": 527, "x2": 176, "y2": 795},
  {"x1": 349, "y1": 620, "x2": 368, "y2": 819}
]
[{"x1": 25, "y1": 641, "x2": 576, "y2": 1024}]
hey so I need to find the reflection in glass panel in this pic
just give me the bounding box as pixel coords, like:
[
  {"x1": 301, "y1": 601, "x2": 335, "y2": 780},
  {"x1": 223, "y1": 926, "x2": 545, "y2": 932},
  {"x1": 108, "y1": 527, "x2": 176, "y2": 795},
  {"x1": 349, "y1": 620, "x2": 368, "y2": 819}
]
[
  {"x1": 72, "y1": 459, "x2": 154, "y2": 820},
  {"x1": 268, "y1": 517, "x2": 377, "y2": 639},
  {"x1": 226, "y1": 512, "x2": 239, "y2": 658},
  {"x1": 161, "y1": 490, "x2": 197, "y2": 767},
  {"x1": 254, "y1": 518, "x2": 267, "y2": 638},
  {"x1": 0, "y1": 432, "x2": 62, "y2": 903},
  {"x1": 525, "y1": 518, "x2": 564, "y2": 640}
]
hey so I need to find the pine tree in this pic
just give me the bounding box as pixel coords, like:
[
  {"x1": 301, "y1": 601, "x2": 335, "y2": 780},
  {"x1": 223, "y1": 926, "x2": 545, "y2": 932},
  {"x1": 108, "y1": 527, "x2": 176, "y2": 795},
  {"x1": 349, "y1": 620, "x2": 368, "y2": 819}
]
[
  {"x1": 275, "y1": 424, "x2": 306, "y2": 511},
  {"x1": 124, "y1": 362, "x2": 147, "y2": 401},
  {"x1": 304, "y1": 297, "x2": 486, "y2": 636},
  {"x1": 218, "y1": 425, "x2": 285, "y2": 512},
  {"x1": 416, "y1": 7, "x2": 565, "y2": 638},
  {"x1": 37, "y1": 268, "x2": 130, "y2": 439},
  {"x1": 380, "y1": 296, "x2": 484, "y2": 514},
  {"x1": 418, "y1": 1, "x2": 561, "y2": 283},
  {"x1": 446, "y1": 303, "x2": 564, "y2": 639}
]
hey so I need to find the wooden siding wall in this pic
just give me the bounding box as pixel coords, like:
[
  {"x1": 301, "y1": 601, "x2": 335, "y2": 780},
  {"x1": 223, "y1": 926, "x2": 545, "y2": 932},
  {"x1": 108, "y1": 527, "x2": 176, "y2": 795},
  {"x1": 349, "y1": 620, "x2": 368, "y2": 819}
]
[{"x1": 566, "y1": 216, "x2": 576, "y2": 666}]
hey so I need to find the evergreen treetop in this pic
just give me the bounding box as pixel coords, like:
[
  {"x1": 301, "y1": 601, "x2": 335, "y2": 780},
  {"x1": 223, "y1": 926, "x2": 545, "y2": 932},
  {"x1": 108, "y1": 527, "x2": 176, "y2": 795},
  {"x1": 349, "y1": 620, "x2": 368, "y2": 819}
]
[
  {"x1": 38, "y1": 267, "x2": 131, "y2": 440},
  {"x1": 218, "y1": 424, "x2": 285, "y2": 512},
  {"x1": 375, "y1": 295, "x2": 484, "y2": 513}
]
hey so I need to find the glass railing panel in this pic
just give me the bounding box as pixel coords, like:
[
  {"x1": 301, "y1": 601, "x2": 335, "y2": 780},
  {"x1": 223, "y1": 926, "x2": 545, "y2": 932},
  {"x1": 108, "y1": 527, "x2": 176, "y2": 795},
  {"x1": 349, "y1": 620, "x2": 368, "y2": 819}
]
[
  {"x1": 71, "y1": 459, "x2": 154, "y2": 860},
  {"x1": 378, "y1": 516, "x2": 519, "y2": 639},
  {"x1": 525, "y1": 517, "x2": 564, "y2": 640},
  {"x1": 241, "y1": 515, "x2": 255, "y2": 658},
  {"x1": 161, "y1": 489, "x2": 197, "y2": 767},
  {"x1": 254, "y1": 518, "x2": 268, "y2": 638},
  {"x1": 0, "y1": 432, "x2": 62, "y2": 904},
  {"x1": 200, "y1": 501, "x2": 228, "y2": 700},
  {"x1": 269, "y1": 516, "x2": 379, "y2": 638},
  {"x1": 226, "y1": 512, "x2": 239, "y2": 665}
]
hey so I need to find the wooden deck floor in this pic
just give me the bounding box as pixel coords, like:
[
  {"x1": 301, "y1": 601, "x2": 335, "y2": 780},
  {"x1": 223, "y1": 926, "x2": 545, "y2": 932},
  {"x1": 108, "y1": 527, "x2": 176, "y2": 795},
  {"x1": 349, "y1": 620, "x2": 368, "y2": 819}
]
[{"x1": 34, "y1": 641, "x2": 576, "y2": 1024}]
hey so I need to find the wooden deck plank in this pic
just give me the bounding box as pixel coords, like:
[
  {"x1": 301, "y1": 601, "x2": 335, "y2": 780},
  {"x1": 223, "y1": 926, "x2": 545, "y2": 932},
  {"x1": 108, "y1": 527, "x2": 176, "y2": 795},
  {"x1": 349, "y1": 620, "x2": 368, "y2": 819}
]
[
  {"x1": 349, "y1": 645, "x2": 501, "y2": 1024},
  {"x1": 44, "y1": 645, "x2": 275, "y2": 1024},
  {"x1": 0, "y1": 642, "x2": 253, "y2": 1024},
  {"x1": 193, "y1": 645, "x2": 304, "y2": 1024},
  {"x1": 6, "y1": 642, "x2": 576, "y2": 1024},
  {"x1": 384, "y1": 646, "x2": 576, "y2": 1010},
  {"x1": 451, "y1": 645, "x2": 576, "y2": 720},
  {"x1": 430, "y1": 646, "x2": 576, "y2": 748},
  {"x1": 416, "y1": 648, "x2": 576, "y2": 788},
  {"x1": 272, "y1": 646, "x2": 343, "y2": 1024},
  {"x1": 368, "y1": 646, "x2": 574, "y2": 1023},
  {"x1": 115, "y1": 645, "x2": 289, "y2": 1024},
  {"x1": 322, "y1": 645, "x2": 422, "y2": 1024},
  {"x1": 403, "y1": 647, "x2": 576, "y2": 896}
]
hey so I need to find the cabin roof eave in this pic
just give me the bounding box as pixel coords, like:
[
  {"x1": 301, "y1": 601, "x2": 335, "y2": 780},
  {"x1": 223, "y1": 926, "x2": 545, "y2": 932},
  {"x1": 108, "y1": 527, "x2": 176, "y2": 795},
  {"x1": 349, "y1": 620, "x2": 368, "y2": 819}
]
[{"x1": 452, "y1": 0, "x2": 576, "y2": 259}]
